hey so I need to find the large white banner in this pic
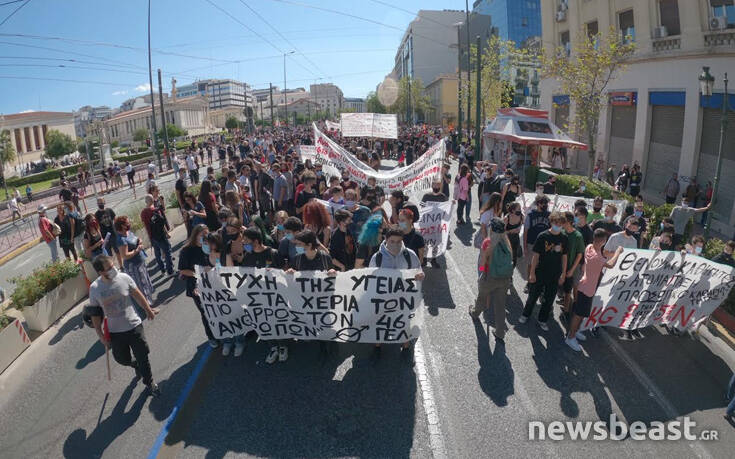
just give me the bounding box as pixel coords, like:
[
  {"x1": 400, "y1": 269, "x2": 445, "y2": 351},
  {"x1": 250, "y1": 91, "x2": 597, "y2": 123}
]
[
  {"x1": 340, "y1": 113, "x2": 398, "y2": 139},
  {"x1": 515, "y1": 193, "x2": 628, "y2": 223},
  {"x1": 316, "y1": 199, "x2": 455, "y2": 258},
  {"x1": 196, "y1": 266, "x2": 424, "y2": 343},
  {"x1": 307, "y1": 123, "x2": 444, "y2": 199},
  {"x1": 580, "y1": 249, "x2": 735, "y2": 331},
  {"x1": 325, "y1": 120, "x2": 341, "y2": 131}
]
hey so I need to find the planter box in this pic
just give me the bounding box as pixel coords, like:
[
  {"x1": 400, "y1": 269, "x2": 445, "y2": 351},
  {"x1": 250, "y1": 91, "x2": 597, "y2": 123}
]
[
  {"x1": 165, "y1": 208, "x2": 184, "y2": 227},
  {"x1": 0, "y1": 319, "x2": 31, "y2": 374},
  {"x1": 82, "y1": 260, "x2": 98, "y2": 283},
  {"x1": 21, "y1": 273, "x2": 88, "y2": 332},
  {"x1": 713, "y1": 307, "x2": 735, "y2": 335}
]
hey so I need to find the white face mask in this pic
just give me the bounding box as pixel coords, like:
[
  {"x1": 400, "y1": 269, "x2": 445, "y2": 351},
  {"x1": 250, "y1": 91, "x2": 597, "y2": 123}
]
[{"x1": 101, "y1": 267, "x2": 118, "y2": 281}]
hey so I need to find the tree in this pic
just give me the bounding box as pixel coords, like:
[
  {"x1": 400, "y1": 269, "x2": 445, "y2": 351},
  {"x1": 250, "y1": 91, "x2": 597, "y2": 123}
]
[
  {"x1": 225, "y1": 116, "x2": 239, "y2": 130},
  {"x1": 0, "y1": 130, "x2": 16, "y2": 195},
  {"x1": 390, "y1": 76, "x2": 431, "y2": 122},
  {"x1": 77, "y1": 141, "x2": 86, "y2": 155},
  {"x1": 365, "y1": 91, "x2": 386, "y2": 114},
  {"x1": 541, "y1": 27, "x2": 635, "y2": 177},
  {"x1": 133, "y1": 128, "x2": 149, "y2": 143},
  {"x1": 44, "y1": 130, "x2": 76, "y2": 159},
  {"x1": 157, "y1": 123, "x2": 187, "y2": 140}
]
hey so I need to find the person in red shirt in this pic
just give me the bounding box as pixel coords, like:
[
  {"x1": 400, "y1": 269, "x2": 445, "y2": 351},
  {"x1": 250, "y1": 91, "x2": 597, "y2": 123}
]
[{"x1": 38, "y1": 205, "x2": 59, "y2": 262}]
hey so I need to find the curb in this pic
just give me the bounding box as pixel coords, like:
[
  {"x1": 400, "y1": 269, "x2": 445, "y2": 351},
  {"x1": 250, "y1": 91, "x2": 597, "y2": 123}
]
[
  {"x1": 707, "y1": 317, "x2": 735, "y2": 352},
  {"x1": 0, "y1": 237, "x2": 41, "y2": 268}
]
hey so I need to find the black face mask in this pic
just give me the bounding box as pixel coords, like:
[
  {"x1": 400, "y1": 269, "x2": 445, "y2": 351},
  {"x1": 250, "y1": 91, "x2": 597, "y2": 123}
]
[
  {"x1": 625, "y1": 228, "x2": 635, "y2": 236},
  {"x1": 660, "y1": 242, "x2": 672, "y2": 250},
  {"x1": 593, "y1": 207, "x2": 602, "y2": 213},
  {"x1": 432, "y1": 187, "x2": 441, "y2": 193},
  {"x1": 98, "y1": 204, "x2": 105, "y2": 210},
  {"x1": 539, "y1": 205, "x2": 548, "y2": 212}
]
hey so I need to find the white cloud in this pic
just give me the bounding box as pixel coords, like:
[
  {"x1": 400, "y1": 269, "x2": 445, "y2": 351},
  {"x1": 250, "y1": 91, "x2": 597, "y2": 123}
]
[
  {"x1": 19, "y1": 109, "x2": 34, "y2": 113},
  {"x1": 134, "y1": 83, "x2": 151, "y2": 93},
  {"x1": 112, "y1": 90, "x2": 128, "y2": 96}
]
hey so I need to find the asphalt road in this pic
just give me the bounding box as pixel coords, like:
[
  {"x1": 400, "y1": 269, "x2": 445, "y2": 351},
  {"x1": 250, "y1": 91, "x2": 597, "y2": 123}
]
[{"x1": 0, "y1": 160, "x2": 734, "y2": 458}]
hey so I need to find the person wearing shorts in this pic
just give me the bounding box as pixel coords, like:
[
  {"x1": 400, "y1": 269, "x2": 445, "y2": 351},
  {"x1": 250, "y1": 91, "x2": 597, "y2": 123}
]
[
  {"x1": 565, "y1": 229, "x2": 623, "y2": 352},
  {"x1": 561, "y1": 211, "x2": 584, "y2": 322}
]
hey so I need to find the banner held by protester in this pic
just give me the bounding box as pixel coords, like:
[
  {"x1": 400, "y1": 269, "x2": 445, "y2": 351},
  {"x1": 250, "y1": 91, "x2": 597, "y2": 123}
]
[
  {"x1": 196, "y1": 266, "x2": 424, "y2": 343},
  {"x1": 340, "y1": 113, "x2": 398, "y2": 139},
  {"x1": 515, "y1": 193, "x2": 627, "y2": 223},
  {"x1": 580, "y1": 249, "x2": 735, "y2": 332},
  {"x1": 416, "y1": 201, "x2": 455, "y2": 258}
]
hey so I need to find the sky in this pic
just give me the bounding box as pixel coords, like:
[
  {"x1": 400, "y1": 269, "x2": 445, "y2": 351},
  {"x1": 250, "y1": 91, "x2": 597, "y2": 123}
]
[{"x1": 0, "y1": 0, "x2": 467, "y2": 114}]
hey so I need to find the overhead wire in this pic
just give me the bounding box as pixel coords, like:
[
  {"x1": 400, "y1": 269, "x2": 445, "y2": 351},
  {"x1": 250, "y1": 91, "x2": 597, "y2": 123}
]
[
  {"x1": 367, "y1": 0, "x2": 456, "y2": 30},
  {"x1": 0, "y1": 0, "x2": 30, "y2": 28}
]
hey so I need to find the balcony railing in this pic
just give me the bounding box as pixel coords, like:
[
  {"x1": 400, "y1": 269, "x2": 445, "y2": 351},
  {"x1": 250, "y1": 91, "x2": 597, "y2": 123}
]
[
  {"x1": 705, "y1": 29, "x2": 735, "y2": 47},
  {"x1": 652, "y1": 36, "x2": 681, "y2": 52}
]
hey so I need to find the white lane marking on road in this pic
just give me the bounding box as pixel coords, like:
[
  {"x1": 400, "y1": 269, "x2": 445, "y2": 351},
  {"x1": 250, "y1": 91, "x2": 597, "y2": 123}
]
[
  {"x1": 601, "y1": 330, "x2": 712, "y2": 459},
  {"x1": 414, "y1": 339, "x2": 447, "y2": 459},
  {"x1": 332, "y1": 355, "x2": 353, "y2": 382}
]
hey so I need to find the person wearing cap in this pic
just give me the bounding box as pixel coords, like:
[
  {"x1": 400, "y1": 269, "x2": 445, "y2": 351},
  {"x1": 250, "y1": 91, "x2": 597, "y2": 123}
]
[
  {"x1": 470, "y1": 218, "x2": 514, "y2": 343},
  {"x1": 523, "y1": 194, "x2": 550, "y2": 290},
  {"x1": 38, "y1": 205, "x2": 59, "y2": 263}
]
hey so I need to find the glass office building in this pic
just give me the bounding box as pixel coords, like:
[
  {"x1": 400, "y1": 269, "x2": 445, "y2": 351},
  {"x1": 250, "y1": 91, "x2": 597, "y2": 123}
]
[{"x1": 472, "y1": 0, "x2": 541, "y2": 46}]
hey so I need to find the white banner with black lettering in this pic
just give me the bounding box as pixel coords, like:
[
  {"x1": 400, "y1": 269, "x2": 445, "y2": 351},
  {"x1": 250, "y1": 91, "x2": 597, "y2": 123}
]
[
  {"x1": 579, "y1": 249, "x2": 735, "y2": 331},
  {"x1": 196, "y1": 266, "x2": 424, "y2": 343},
  {"x1": 325, "y1": 120, "x2": 341, "y2": 131},
  {"x1": 340, "y1": 113, "x2": 398, "y2": 139},
  {"x1": 306, "y1": 123, "x2": 444, "y2": 199},
  {"x1": 515, "y1": 193, "x2": 628, "y2": 223}
]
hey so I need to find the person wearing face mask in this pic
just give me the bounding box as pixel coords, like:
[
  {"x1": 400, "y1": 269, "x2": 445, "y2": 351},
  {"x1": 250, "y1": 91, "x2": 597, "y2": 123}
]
[
  {"x1": 277, "y1": 216, "x2": 304, "y2": 268},
  {"x1": 421, "y1": 179, "x2": 449, "y2": 268},
  {"x1": 523, "y1": 195, "x2": 550, "y2": 290},
  {"x1": 669, "y1": 196, "x2": 710, "y2": 249},
  {"x1": 573, "y1": 181, "x2": 587, "y2": 197},
  {"x1": 114, "y1": 215, "x2": 154, "y2": 305},
  {"x1": 684, "y1": 235, "x2": 706, "y2": 256},
  {"x1": 178, "y1": 224, "x2": 219, "y2": 348},
  {"x1": 398, "y1": 209, "x2": 425, "y2": 266},
  {"x1": 591, "y1": 204, "x2": 621, "y2": 236},
  {"x1": 501, "y1": 171, "x2": 521, "y2": 213},
  {"x1": 504, "y1": 202, "x2": 524, "y2": 266},
  {"x1": 543, "y1": 176, "x2": 557, "y2": 195},
  {"x1": 86, "y1": 255, "x2": 161, "y2": 396},
  {"x1": 588, "y1": 196, "x2": 604, "y2": 223},
  {"x1": 603, "y1": 216, "x2": 640, "y2": 259},
  {"x1": 572, "y1": 207, "x2": 593, "y2": 245},
  {"x1": 649, "y1": 230, "x2": 674, "y2": 251},
  {"x1": 629, "y1": 202, "x2": 647, "y2": 246},
  {"x1": 340, "y1": 170, "x2": 358, "y2": 192},
  {"x1": 329, "y1": 209, "x2": 355, "y2": 271},
  {"x1": 270, "y1": 210, "x2": 289, "y2": 243},
  {"x1": 519, "y1": 212, "x2": 568, "y2": 331},
  {"x1": 369, "y1": 227, "x2": 425, "y2": 361},
  {"x1": 713, "y1": 240, "x2": 735, "y2": 267},
  {"x1": 95, "y1": 197, "x2": 122, "y2": 268}
]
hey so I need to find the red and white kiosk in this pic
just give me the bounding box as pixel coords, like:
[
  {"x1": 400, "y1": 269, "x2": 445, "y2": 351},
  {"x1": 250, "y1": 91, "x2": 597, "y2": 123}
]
[{"x1": 482, "y1": 108, "x2": 587, "y2": 176}]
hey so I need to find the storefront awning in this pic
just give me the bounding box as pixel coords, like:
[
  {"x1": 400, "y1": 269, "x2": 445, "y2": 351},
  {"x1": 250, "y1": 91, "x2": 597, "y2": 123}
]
[{"x1": 483, "y1": 107, "x2": 588, "y2": 151}]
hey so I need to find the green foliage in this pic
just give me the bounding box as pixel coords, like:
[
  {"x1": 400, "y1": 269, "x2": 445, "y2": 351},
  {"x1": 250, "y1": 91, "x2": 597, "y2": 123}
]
[
  {"x1": 389, "y1": 76, "x2": 430, "y2": 121},
  {"x1": 704, "y1": 238, "x2": 726, "y2": 260},
  {"x1": 0, "y1": 314, "x2": 12, "y2": 330},
  {"x1": 111, "y1": 150, "x2": 153, "y2": 163},
  {"x1": 541, "y1": 27, "x2": 636, "y2": 177},
  {"x1": 6, "y1": 163, "x2": 83, "y2": 187},
  {"x1": 225, "y1": 116, "x2": 239, "y2": 130},
  {"x1": 158, "y1": 123, "x2": 187, "y2": 140},
  {"x1": 168, "y1": 183, "x2": 201, "y2": 209},
  {"x1": 174, "y1": 140, "x2": 190, "y2": 150},
  {"x1": 10, "y1": 260, "x2": 81, "y2": 309},
  {"x1": 111, "y1": 140, "x2": 119, "y2": 148},
  {"x1": 44, "y1": 130, "x2": 76, "y2": 159},
  {"x1": 133, "y1": 128, "x2": 149, "y2": 143},
  {"x1": 0, "y1": 129, "x2": 17, "y2": 166},
  {"x1": 77, "y1": 141, "x2": 87, "y2": 155}
]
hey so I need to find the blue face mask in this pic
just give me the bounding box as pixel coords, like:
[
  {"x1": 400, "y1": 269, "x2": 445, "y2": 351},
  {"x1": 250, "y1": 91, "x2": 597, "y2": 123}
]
[
  {"x1": 634, "y1": 210, "x2": 643, "y2": 217},
  {"x1": 573, "y1": 216, "x2": 580, "y2": 225},
  {"x1": 276, "y1": 224, "x2": 285, "y2": 231},
  {"x1": 243, "y1": 243, "x2": 253, "y2": 253},
  {"x1": 551, "y1": 225, "x2": 562, "y2": 233},
  {"x1": 399, "y1": 221, "x2": 409, "y2": 230},
  {"x1": 285, "y1": 232, "x2": 294, "y2": 241},
  {"x1": 344, "y1": 200, "x2": 355, "y2": 208},
  {"x1": 295, "y1": 245, "x2": 305, "y2": 255},
  {"x1": 202, "y1": 242, "x2": 210, "y2": 255}
]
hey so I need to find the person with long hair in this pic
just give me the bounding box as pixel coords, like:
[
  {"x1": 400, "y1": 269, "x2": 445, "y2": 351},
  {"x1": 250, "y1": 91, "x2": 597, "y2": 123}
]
[
  {"x1": 83, "y1": 214, "x2": 105, "y2": 259},
  {"x1": 504, "y1": 202, "x2": 524, "y2": 266},
  {"x1": 454, "y1": 164, "x2": 470, "y2": 225},
  {"x1": 271, "y1": 210, "x2": 288, "y2": 243},
  {"x1": 178, "y1": 224, "x2": 218, "y2": 348},
  {"x1": 302, "y1": 200, "x2": 332, "y2": 247},
  {"x1": 183, "y1": 191, "x2": 206, "y2": 229},
  {"x1": 55, "y1": 203, "x2": 78, "y2": 261},
  {"x1": 114, "y1": 215, "x2": 154, "y2": 305},
  {"x1": 500, "y1": 171, "x2": 521, "y2": 213},
  {"x1": 198, "y1": 180, "x2": 220, "y2": 231},
  {"x1": 150, "y1": 184, "x2": 165, "y2": 210},
  {"x1": 224, "y1": 190, "x2": 243, "y2": 225},
  {"x1": 251, "y1": 215, "x2": 275, "y2": 249},
  {"x1": 479, "y1": 192, "x2": 503, "y2": 241},
  {"x1": 470, "y1": 218, "x2": 514, "y2": 343}
]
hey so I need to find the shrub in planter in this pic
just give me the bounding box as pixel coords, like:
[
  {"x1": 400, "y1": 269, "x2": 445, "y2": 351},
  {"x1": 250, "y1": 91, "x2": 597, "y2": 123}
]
[
  {"x1": 9, "y1": 260, "x2": 82, "y2": 309},
  {"x1": 0, "y1": 314, "x2": 12, "y2": 330},
  {"x1": 168, "y1": 184, "x2": 201, "y2": 209}
]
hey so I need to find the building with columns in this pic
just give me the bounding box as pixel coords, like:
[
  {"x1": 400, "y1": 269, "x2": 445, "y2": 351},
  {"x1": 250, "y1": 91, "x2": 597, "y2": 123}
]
[
  {"x1": 1, "y1": 111, "x2": 76, "y2": 167},
  {"x1": 540, "y1": 0, "x2": 735, "y2": 234}
]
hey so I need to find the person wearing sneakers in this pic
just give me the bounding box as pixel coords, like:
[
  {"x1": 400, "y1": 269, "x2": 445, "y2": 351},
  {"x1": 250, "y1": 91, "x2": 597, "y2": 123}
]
[
  {"x1": 86, "y1": 255, "x2": 161, "y2": 396},
  {"x1": 522, "y1": 194, "x2": 550, "y2": 292},
  {"x1": 470, "y1": 218, "x2": 514, "y2": 344},
  {"x1": 520, "y1": 211, "x2": 568, "y2": 331},
  {"x1": 565, "y1": 230, "x2": 623, "y2": 352},
  {"x1": 561, "y1": 211, "x2": 584, "y2": 324}
]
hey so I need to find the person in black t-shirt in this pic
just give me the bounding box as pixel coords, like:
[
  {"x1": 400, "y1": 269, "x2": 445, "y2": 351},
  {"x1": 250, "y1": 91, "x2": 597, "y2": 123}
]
[
  {"x1": 329, "y1": 209, "x2": 355, "y2": 271},
  {"x1": 95, "y1": 197, "x2": 121, "y2": 267},
  {"x1": 399, "y1": 208, "x2": 425, "y2": 265},
  {"x1": 295, "y1": 171, "x2": 318, "y2": 216},
  {"x1": 590, "y1": 204, "x2": 622, "y2": 235},
  {"x1": 421, "y1": 178, "x2": 448, "y2": 203},
  {"x1": 288, "y1": 230, "x2": 335, "y2": 272},
  {"x1": 520, "y1": 212, "x2": 568, "y2": 330},
  {"x1": 574, "y1": 207, "x2": 594, "y2": 246},
  {"x1": 542, "y1": 176, "x2": 556, "y2": 195},
  {"x1": 58, "y1": 181, "x2": 73, "y2": 202},
  {"x1": 240, "y1": 227, "x2": 283, "y2": 269},
  {"x1": 177, "y1": 224, "x2": 218, "y2": 348}
]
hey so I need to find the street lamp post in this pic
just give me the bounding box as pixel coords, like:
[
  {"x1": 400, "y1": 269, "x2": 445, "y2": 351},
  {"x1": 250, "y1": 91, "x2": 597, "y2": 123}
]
[
  {"x1": 698, "y1": 66, "x2": 730, "y2": 239},
  {"x1": 283, "y1": 51, "x2": 295, "y2": 127}
]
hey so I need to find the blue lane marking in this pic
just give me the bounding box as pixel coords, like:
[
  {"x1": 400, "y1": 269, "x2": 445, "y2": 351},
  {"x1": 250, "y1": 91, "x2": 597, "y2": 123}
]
[{"x1": 147, "y1": 346, "x2": 213, "y2": 459}]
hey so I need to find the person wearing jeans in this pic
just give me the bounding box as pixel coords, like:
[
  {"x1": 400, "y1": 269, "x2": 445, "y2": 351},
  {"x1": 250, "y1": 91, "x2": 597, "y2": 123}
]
[
  {"x1": 454, "y1": 164, "x2": 470, "y2": 225},
  {"x1": 37, "y1": 205, "x2": 59, "y2": 263},
  {"x1": 726, "y1": 371, "x2": 735, "y2": 421},
  {"x1": 520, "y1": 211, "x2": 568, "y2": 331},
  {"x1": 141, "y1": 194, "x2": 174, "y2": 275}
]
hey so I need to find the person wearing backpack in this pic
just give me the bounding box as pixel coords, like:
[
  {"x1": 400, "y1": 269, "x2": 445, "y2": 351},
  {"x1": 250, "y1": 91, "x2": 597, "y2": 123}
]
[
  {"x1": 141, "y1": 194, "x2": 174, "y2": 276},
  {"x1": 66, "y1": 201, "x2": 85, "y2": 255},
  {"x1": 369, "y1": 227, "x2": 425, "y2": 361},
  {"x1": 470, "y1": 218, "x2": 514, "y2": 343},
  {"x1": 38, "y1": 205, "x2": 60, "y2": 263}
]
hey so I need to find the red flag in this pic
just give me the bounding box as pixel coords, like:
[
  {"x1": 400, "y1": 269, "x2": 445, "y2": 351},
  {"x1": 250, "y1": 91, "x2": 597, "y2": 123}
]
[{"x1": 103, "y1": 318, "x2": 111, "y2": 342}]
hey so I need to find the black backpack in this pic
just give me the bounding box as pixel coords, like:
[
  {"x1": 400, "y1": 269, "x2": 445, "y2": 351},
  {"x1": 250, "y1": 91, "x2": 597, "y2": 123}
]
[
  {"x1": 150, "y1": 209, "x2": 168, "y2": 241},
  {"x1": 374, "y1": 249, "x2": 412, "y2": 269}
]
